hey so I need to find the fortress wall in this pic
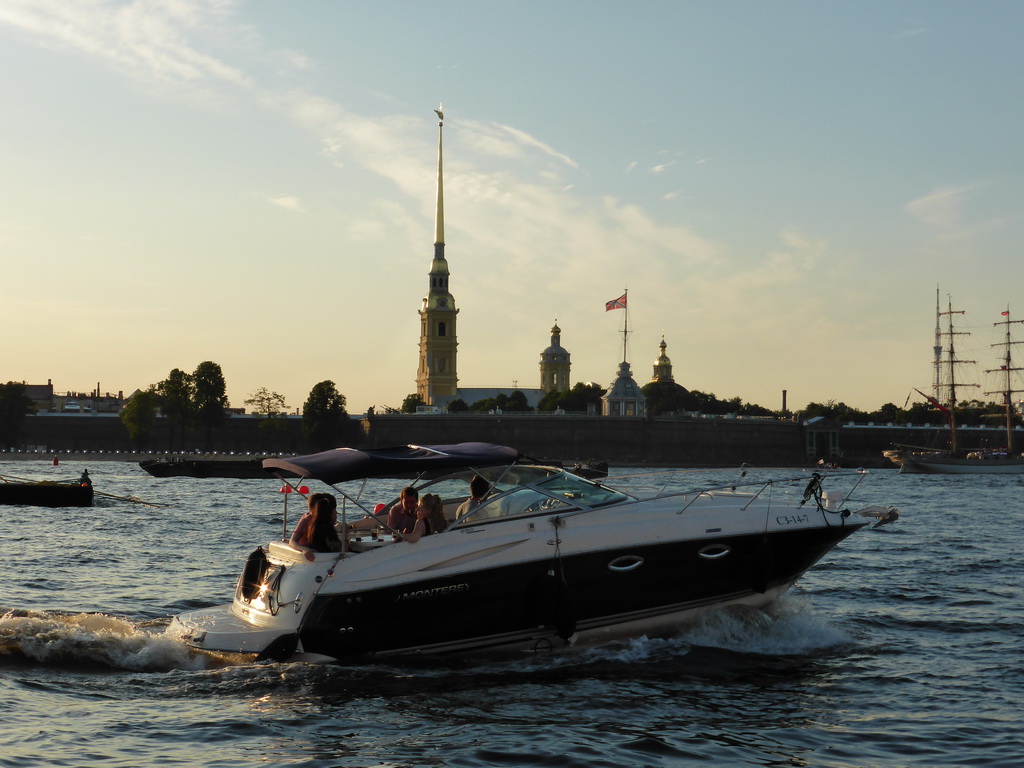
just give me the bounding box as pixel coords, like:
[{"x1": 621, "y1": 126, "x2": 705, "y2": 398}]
[
  {"x1": 18, "y1": 413, "x2": 1018, "y2": 468},
  {"x1": 361, "y1": 415, "x2": 807, "y2": 467}
]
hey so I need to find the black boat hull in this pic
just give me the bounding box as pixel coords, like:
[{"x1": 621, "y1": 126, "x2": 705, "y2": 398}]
[
  {"x1": 0, "y1": 482, "x2": 93, "y2": 507},
  {"x1": 295, "y1": 524, "x2": 858, "y2": 659},
  {"x1": 139, "y1": 459, "x2": 272, "y2": 479}
]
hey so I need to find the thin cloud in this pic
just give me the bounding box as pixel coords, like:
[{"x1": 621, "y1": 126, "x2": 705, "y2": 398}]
[
  {"x1": 269, "y1": 196, "x2": 305, "y2": 213},
  {"x1": 906, "y1": 185, "x2": 970, "y2": 229},
  {"x1": 497, "y1": 124, "x2": 578, "y2": 169},
  {"x1": 905, "y1": 182, "x2": 1006, "y2": 243},
  {"x1": 273, "y1": 48, "x2": 314, "y2": 72},
  {"x1": 459, "y1": 119, "x2": 579, "y2": 170},
  {"x1": 0, "y1": 0, "x2": 249, "y2": 88},
  {"x1": 895, "y1": 26, "x2": 931, "y2": 40}
]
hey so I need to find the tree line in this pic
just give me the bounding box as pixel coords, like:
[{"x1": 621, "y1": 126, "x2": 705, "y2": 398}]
[
  {"x1": 119, "y1": 364, "x2": 351, "y2": 451},
  {"x1": 0, "y1": 366, "x2": 351, "y2": 451},
  {"x1": 399, "y1": 379, "x2": 1015, "y2": 427},
  {"x1": 0, "y1": 373, "x2": 1014, "y2": 451}
]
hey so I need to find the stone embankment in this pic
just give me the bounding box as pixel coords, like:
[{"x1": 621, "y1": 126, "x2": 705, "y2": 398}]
[{"x1": 14, "y1": 412, "x2": 1015, "y2": 468}]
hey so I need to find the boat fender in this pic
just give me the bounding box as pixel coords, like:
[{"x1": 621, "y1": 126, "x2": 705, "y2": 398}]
[
  {"x1": 524, "y1": 570, "x2": 577, "y2": 640},
  {"x1": 238, "y1": 547, "x2": 269, "y2": 602},
  {"x1": 255, "y1": 633, "x2": 299, "y2": 663}
]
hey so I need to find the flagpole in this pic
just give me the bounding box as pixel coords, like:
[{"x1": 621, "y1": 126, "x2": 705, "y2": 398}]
[{"x1": 621, "y1": 289, "x2": 629, "y2": 364}]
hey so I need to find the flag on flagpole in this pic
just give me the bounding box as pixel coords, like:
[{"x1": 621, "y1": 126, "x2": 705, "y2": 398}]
[
  {"x1": 1001, "y1": 310, "x2": 1010, "y2": 316},
  {"x1": 605, "y1": 293, "x2": 627, "y2": 311}
]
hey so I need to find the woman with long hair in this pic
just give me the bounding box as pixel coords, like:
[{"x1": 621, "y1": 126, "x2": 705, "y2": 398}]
[
  {"x1": 290, "y1": 492, "x2": 341, "y2": 561},
  {"x1": 423, "y1": 493, "x2": 448, "y2": 534},
  {"x1": 403, "y1": 493, "x2": 448, "y2": 543}
]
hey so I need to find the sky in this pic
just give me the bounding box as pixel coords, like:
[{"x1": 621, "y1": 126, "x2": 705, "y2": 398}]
[{"x1": 2, "y1": 1, "x2": 1023, "y2": 416}]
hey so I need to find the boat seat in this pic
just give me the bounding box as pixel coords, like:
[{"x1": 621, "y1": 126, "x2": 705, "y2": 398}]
[{"x1": 267, "y1": 541, "x2": 318, "y2": 562}]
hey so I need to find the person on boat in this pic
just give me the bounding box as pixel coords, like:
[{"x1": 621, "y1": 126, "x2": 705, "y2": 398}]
[
  {"x1": 402, "y1": 493, "x2": 448, "y2": 543},
  {"x1": 289, "y1": 493, "x2": 342, "y2": 561},
  {"x1": 387, "y1": 486, "x2": 419, "y2": 534},
  {"x1": 455, "y1": 475, "x2": 490, "y2": 519}
]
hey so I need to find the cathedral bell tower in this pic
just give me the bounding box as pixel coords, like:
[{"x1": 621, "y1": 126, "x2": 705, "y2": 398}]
[
  {"x1": 539, "y1": 321, "x2": 571, "y2": 393},
  {"x1": 416, "y1": 106, "x2": 459, "y2": 404}
]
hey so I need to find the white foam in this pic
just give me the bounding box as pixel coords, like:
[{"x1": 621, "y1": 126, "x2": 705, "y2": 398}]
[
  {"x1": 679, "y1": 596, "x2": 852, "y2": 655},
  {"x1": 0, "y1": 610, "x2": 226, "y2": 671}
]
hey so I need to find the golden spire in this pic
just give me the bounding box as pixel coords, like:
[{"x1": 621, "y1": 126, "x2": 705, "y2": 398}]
[{"x1": 434, "y1": 104, "x2": 445, "y2": 248}]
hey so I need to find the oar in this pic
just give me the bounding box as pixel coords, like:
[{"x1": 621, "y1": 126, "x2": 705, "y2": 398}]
[
  {"x1": 0, "y1": 473, "x2": 70, "y2": 485},
  {"x1": 93, "y1": 489, "x2": 167, "y2": 507}
]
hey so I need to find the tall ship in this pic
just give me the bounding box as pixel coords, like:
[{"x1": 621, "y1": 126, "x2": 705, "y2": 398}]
[{"x1": 890, "y1": 294, "x2": 1024, "y2": 474}]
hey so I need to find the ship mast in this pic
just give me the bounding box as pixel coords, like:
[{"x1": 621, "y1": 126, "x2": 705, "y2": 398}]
[
  {"x1": 933, "y1": 286, "x2": 942, "y2": 403},
  {"x1": 984, "y1": 308, "x2": 1024, "y2": 454},
  {"x1": 937, "y1": 296, "x2": 977, "y2": 454}
]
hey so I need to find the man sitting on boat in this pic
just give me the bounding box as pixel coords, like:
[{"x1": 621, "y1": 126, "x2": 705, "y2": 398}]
[
  {"x1": 386, "y1": 486, "x2": 419, "y2": 534},
  {"x1": 454, "y1": 475, "x2": 490, "y2": 520}
]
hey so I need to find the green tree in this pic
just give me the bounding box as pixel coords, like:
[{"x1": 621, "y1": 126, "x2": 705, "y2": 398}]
[
  {"x1": 640, "y1": 380, "x2": 691, "y2": 415},
  {"x1": 193, "y1": 361, "x2": 229, "y2": 450},
  {"x1": 867, "y1": 402, "x2": 902, "y2": 424},
  {"x1": 246, "y1": 387, "x2": 289, "y2": 433},
  {"x1": 504, "y1": 391, "x2": 531, "y2": 411},
  {"x1": 157, "y1": 368, "x2": 194, "y2": 450},
  {"x1": 471, "y1": 391, "x2": 531, "y2": 412},
  {"x1": 538, "y1": 382, "x2": 605, "y2": 413},
  {"x1": 120, "y1": 389, "x2": 160, "y2": 448},
  {"x1": 447, "y1": 398, "x2": 468, "y2": 413},
  {"x1": 302, "y1": 380, "x2": 349, "y2": 450},
  {"x1": 0, "y1": 381, "x2": 36, "y2": 449},
  {"x1": 401, "y1": 393, "x2": 425, "y2": 413},
  {"x1": 536, "y1": 390, "x2": 562, "y2": 412},
  {"x1": 737, "y1": 401, "x2": 774, "y2": 417},
  {"x1": 800, "y1": 400, "x2": 868, "y2": 423},
  {"x1": 678, "y1": 389, "x2": 721, "y2": 414},
  {"x1": 246, "y1": 387, "x2": 288, "y2": 418}
]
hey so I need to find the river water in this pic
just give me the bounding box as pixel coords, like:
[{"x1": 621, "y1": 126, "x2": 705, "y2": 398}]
[{"x1": 1, "y1": 459, "x2": 1021, "y2": 767}]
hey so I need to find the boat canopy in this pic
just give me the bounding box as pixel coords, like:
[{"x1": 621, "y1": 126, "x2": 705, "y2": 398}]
[{"x1": 262, "y1": 442, "x2": 521, "y2": 484}]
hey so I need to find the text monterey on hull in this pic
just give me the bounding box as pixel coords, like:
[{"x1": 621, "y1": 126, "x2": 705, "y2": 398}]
[{"x1": 171, "y1": 443, "x2": 898, "y2": 663}]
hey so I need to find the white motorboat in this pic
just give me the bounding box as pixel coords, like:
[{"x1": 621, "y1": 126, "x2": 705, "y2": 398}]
[{"x1": 171, "y1": 442, "x2": 897, "y2": 662}]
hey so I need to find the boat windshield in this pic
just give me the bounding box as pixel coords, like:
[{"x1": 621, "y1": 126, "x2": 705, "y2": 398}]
[{"x1": 455, "y1": 467, "x2": 629, "y2": 526}]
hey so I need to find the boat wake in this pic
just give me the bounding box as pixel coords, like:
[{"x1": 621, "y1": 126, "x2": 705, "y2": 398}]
[
  {"x1": 375, "y1": 597, "x2": 855, "y2": 683},
  {"x1": 566, "y1": 596, "x2": 852, "y2": 665},
  {"x1": 675, "y1": 596, "x2": 851, "y2": 655},
  {"x1": 1, "y1": 597, "x2": 849, "y2": 678},
  {"x1": 0, "y1": 609, "x2": 244, "y2": 672}
]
